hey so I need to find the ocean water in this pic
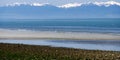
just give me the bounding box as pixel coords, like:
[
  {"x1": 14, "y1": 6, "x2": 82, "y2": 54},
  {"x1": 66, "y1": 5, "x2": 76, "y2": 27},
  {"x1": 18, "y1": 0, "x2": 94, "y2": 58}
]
[
  {"x1": 0, "y1": 18, "x2": 120, "y2": 51},
  {"x1": 0, "y1": 18, "x2": 120, "y2": 33}
]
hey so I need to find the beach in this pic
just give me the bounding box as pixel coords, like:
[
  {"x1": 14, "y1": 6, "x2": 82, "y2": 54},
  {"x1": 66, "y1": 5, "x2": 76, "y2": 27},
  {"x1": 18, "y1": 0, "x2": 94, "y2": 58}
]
[
  {"x1": 0, "y1": 43, "x2": 120, "y2": 60},
  {"x1": 0, "y1": 29, "x2": 120, "y2": 40},
  {"x1": 0, "y1": 1, "x2": 120, "y2": 59}
]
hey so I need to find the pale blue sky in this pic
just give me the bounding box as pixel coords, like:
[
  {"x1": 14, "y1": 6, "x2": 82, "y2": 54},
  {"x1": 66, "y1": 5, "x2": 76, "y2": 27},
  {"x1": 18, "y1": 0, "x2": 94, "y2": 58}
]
[{"x1": 0, "y1": 0, "x2": 120, "y2": 6}]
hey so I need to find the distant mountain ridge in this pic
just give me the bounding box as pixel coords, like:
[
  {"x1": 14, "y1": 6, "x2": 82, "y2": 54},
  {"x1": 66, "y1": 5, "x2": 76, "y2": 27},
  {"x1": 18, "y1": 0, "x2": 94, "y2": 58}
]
[
  {"x1": 0, "y1": 1, "x2": 120, "y2": 19},
  {"x1": 2, "y1": 1, "x2": 120, "y2": 8}
]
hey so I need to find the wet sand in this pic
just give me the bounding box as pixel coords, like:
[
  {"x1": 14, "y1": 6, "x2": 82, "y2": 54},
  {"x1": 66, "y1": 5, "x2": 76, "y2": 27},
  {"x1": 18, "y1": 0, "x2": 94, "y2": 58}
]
[
  {"x1": 0, "y1": 39, "x2": 120, "y2": 51},
  {"x1": 0, "y1": 29, "x2": 120, "y2": 40}
]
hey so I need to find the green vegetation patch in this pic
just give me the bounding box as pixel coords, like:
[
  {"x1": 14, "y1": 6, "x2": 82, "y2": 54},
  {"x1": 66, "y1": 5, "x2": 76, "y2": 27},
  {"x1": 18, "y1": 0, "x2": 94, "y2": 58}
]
[{"x1": 0, "y1": 43, "x2": 120, "y2": 60}]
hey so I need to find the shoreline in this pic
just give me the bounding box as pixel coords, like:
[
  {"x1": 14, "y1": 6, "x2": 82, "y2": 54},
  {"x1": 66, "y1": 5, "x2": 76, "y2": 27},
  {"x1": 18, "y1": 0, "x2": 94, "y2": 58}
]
[
  {"x1": 0, "y1": 29, "x2": 120, "y2": 40},
  {"x1": 0, "y1": 39, "x2": 120, "y2": 51}
]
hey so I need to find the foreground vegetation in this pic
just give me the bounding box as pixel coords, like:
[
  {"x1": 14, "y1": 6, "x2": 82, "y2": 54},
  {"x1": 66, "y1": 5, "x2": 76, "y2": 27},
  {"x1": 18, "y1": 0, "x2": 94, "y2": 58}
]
[{"x1": 0, "y1": 43, "x2": 120, "y2": 60}]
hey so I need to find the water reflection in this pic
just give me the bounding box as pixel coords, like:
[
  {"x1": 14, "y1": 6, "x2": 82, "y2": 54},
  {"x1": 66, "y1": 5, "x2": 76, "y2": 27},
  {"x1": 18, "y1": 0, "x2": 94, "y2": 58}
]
[{"x1": 0, "y1": 39, "x2": 120, "y2": 51}]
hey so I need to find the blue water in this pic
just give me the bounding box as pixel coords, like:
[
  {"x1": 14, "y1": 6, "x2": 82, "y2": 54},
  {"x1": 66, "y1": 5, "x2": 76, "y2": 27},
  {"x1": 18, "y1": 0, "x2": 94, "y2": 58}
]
[
  {"x1": 0, "y1": 18, "x2": 120, "y2": 33},
  {"x1": 0, "y1": 18, "x2": 120, "y2": 51},
  {"x1": 0, "y1": 39, "x2": 120, "y2": 51}
]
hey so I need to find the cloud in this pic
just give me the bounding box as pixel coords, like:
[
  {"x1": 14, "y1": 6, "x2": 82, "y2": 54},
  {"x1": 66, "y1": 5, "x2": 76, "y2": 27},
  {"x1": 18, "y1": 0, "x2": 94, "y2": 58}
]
[{"x1": 58, "y1": 3, "x2": 83, "y2": 8}]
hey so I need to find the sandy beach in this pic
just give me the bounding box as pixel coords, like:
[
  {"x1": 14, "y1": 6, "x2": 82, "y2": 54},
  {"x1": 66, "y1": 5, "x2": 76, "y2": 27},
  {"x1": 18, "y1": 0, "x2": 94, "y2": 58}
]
[{"x1": 0, "y1": 29, "x2": 120, "y2": 40}]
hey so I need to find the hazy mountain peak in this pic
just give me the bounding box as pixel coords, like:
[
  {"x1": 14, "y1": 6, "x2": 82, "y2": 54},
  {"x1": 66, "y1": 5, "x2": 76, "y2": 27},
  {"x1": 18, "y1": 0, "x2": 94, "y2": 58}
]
[
  {"x1": 5, "y1": 2, "x2": 49, "y2": 7},
  {"x1": 0, "y1": 1, "x2": 120, "y2": 19},
  {"x1": 58, "y1": 3, "x2": 83, "y2": 8},
  {"x1": 3, "y1": 1, "x2": 120, "y2": 8},
  {"x1": 31, "y1": 3, "x2": 49, "y2": 6},
  {"x1": 93, "y1": 1, "x2": 120, "y2": 7},
  {"x1": 58, "y1": 1, "x2": 120, "y2": 8}
]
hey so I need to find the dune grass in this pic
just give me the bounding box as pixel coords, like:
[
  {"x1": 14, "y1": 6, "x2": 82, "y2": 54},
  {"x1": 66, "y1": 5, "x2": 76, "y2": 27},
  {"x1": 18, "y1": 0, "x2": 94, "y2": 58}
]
[{"x1": 0, "y1": 43, "x2": 120, "y2": 60}]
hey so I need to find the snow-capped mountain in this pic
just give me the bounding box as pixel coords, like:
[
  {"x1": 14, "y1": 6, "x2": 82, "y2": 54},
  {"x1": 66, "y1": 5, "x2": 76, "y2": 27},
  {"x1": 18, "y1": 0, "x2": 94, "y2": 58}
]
[{"x1": 0, "y1": 1, "x2": 120, "y2": 19}]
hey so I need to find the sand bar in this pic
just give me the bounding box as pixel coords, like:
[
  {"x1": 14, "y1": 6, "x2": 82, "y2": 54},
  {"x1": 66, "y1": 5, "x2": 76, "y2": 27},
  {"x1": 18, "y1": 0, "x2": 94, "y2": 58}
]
[{"x1": 0, "y1": 29, "x2": 120, "y2": 40}]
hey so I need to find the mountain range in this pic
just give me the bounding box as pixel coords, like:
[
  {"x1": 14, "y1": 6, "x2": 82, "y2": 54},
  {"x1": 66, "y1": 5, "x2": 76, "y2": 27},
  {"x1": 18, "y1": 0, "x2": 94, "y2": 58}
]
[{"x1": 0, "y1": 1, "x2": 120, "y2": 19}]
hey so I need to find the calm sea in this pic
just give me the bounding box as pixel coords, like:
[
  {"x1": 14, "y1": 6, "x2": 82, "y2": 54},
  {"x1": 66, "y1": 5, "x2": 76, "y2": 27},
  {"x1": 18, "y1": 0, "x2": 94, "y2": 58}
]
[
  {"x1": 0, "y1": 18, "x2": 120, "y2": 33},
  {"x1": 0, "y1": 18, "x2": 120, "y2": 51}
]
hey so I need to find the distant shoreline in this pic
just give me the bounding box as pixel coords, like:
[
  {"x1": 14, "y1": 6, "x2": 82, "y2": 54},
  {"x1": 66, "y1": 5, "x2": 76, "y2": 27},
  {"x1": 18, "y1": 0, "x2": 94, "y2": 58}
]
[{"x1": 0, "y1": 29, "x2": 120, "y2": 40}]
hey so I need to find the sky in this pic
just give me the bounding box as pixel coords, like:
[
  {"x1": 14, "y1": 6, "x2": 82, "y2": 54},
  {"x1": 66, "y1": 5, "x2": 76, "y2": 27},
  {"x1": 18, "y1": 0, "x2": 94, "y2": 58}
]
[{"x1": 0, "y1": 0, "x2": 120, "y2": 6}]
